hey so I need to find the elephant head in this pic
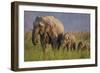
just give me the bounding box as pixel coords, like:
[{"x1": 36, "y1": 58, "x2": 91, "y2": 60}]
[{"x1": 32, "y1": 16, "x2": 45, "y2": 45}]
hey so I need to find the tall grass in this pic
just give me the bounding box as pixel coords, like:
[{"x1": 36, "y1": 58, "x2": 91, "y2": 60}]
[{"x1": 24, "y1": 31, "x2": 90, "y2": 61}]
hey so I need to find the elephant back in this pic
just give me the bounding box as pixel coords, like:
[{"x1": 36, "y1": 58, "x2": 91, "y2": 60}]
[{"x1": 41, "y1": 16, "x2": 64, "y2": 34}]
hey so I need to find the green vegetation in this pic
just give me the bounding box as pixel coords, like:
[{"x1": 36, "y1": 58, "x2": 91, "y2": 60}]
[{"x1": 24, "y1": 31, "x2": 90, "y2": 61}]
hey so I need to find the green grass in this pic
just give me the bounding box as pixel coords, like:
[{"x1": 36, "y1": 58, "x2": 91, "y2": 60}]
[{"x1": 24, "y1": 31, "x2": 90, "y2": 61}]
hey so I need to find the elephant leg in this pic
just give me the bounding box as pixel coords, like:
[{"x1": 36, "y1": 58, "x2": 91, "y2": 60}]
[
  {"x1": 57, "y1": 41, "x2": 61, "y2": 50},
  {"x1": 69, "y1": 43, "x2": 72, "y2": 51},
  {"x1": 41, "y1": 40, "x2": 46, "y2": 49},
  {"x1": 57, "y1": 38, "x2": 63, "y2": 50},
  {"x1": 57, "y1": 34, "x2": 63, "y2": 50},
  {"x1": 40, "y1": 34, "x2": 47, "y2": 49},
  {"x1": 72, "y1": 43, "x2": 76, "y2": 51},
  {"x1": 77, "y1": 43, "x2": 80, "y2": 51},
  {"x1": 51, "y1": 37, "x2": 58, "y2": 50},
  {"x1": 51, "y1": 40, "x2": 56, "y2": 49},
  {"x1": 40, "y1": 34, "x2": 48, "y2": 60},
  {"x1": 66, "y1": 44, "x2": 70, "y2": 51}
]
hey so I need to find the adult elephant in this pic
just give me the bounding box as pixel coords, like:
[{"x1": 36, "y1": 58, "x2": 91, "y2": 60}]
[{"x1": 32, "y1": 16, "x2": 64, "y2": 49}]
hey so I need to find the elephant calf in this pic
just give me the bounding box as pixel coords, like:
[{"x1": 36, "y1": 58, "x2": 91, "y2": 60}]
[
  {"x1": 77, "y1": 40, "x2": 90, "y2": 51},
  {"x1": 61, "y1": 32, "x2": 76, "y2": 51}
]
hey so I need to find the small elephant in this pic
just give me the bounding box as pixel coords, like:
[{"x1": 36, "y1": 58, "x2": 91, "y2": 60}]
[
  {"x1": 61, "y1": 32, "x2": 76, "y2": 51},
  {"x1": 77, "y1": 40, "x2": 90, "y2": 51}
]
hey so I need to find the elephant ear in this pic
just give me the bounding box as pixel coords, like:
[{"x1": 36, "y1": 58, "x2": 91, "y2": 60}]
[{"x1": 35, "y1": 16, "x2": 44, "y2": 27}]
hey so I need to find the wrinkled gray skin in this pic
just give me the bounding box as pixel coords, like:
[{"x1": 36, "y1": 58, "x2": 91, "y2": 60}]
[
  {"x1": 32, "y1": 16, "x2": 64, "y2": 49},
  {"x1": 61, "y1": 33, "x2": 76, "y2": 51}
]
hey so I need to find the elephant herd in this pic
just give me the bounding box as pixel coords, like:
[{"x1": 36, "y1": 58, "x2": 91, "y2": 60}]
[{"x1": 32, "y1": 16, "x2": 90, "y2": 53}]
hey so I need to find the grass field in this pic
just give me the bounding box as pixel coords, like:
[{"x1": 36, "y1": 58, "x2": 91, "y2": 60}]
[{"x1": 24, "y1": 31, "x2": 90, "y2": 61}]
